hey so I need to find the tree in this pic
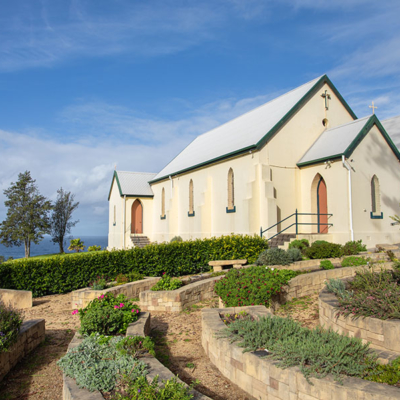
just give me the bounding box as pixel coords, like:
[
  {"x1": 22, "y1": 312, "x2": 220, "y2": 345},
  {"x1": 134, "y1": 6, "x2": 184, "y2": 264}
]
[
  {"x1": 0, "y1": 171, "x2": 52, "y2": 258},
  {"x1": 68, "y1": 238, "x2": 85, "y2": 253},
  {"x1": 50, "y1": 188, "x2": 79, "y2": 253}
]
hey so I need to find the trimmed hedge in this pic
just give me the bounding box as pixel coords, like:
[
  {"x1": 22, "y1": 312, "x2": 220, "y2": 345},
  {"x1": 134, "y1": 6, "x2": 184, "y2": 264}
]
[{"x1": 0, "y1": 235, "x2": 268, "y2": 297}]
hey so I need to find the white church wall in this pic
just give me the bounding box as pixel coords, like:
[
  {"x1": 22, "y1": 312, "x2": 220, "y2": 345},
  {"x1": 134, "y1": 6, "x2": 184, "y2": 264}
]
[
  {"x1": 257, "y1": 82, "x2": 355, "y2": 238},
  {"x1": 348, "y1": 124, "x2": 400, "y2": 246}
]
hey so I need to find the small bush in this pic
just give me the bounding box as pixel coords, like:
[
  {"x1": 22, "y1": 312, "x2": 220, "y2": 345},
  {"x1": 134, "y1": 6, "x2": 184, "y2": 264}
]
[
  {"x1": 320, "y1": 260, "x2": 334, "y2": 270},
  {"x1": 57, "y1": 334, "x2": 148, "y2": 393},
  {"x1": 286, "y1": 248, "x2": 302, "y2": 263},
  {"x1": 0, "y1": 299, "x2": 24, "y2": 353},
  {"x1": 170, "y1": 236, "x2": 183, "y2": 243},
  {"x1": 88, "y1": 245, "x2": 102, "y2": 252},
  {"x1": 364, "y1": 356, "x2": 400, "y2": 386},
  {"x1": 342, "y1": 240, "x2": 367, "y2": 255},
  {"x1": 341, "y1": 256, "x2": 368, "y2": 268},
  {"x1": 305, "y1": 242, "x2": 343, "y2": 259},
  {"x1": 77, "y1": 293, "x2": 140, "y2": 336},
  {"x1": 219, "y1": 315, "x2": 375, "y2": 383},
  {"x1": 335, "y1": 269, "x2": 400, "y2": 320},
  {"x1": 116, "y1": 271, "x2": 145, "y2": 286},
  {"x1": 256, "y1": 248, "x2": 290, "y2": 266},
  {"x1": 288, "y1": 239, "x2": 309, "y2": 254},
  {"x1": 89, "y1": 275, "x2": 109, "y2": 290},
  {"x1": 114, "y1": 375, "x2": 195, "y2": 400},
  {"x1": 325, "y1": 278, "x2": 352, "y2": 300},
  {"x1": 214, "y1": 266, "x2": 298, "y2": 307},
  {"x1": 68, "y1": 238, "x2": 85, "y2": 253},
  {"x1": 151, "y1": 274, "x2": 183, "y2": 291}
]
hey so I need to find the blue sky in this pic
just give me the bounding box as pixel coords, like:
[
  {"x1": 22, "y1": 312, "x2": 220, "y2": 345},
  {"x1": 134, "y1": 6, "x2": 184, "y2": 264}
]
[{"x1": 0, "y1": 0, "x2": 399, "y2": 236}]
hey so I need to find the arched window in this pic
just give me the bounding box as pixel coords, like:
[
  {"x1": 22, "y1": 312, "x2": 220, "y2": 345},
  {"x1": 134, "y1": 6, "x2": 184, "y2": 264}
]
[
  {"x1": 113, "y1": 205, "x2": 116, "y2": 226},
  {"x1": 188, "y1": 180, "x2": 195, "y2": 216},
  {"x1": 371, "y1": 175, "x2": 383, "y2": 218},
  {"x1": 227, "y1": 168, "x2": 235, "y2": 212},
  {"x1": 160, "y1": 188, "x2": 166, "y2": 219}
]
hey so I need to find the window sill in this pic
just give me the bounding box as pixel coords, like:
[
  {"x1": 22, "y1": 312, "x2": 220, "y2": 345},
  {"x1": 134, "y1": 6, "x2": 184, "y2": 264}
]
[
  {"x1": 226, "y1": 206, "x2": 236, "y2": 213},
  {"x1": 370, "y1": 212, "x2": 383, "y2": 219}
]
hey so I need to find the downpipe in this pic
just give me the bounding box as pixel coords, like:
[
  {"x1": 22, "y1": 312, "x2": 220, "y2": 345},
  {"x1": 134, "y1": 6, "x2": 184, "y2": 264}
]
[{"x1": 342, "y1": 156, "x2": 354, "y2": 241}]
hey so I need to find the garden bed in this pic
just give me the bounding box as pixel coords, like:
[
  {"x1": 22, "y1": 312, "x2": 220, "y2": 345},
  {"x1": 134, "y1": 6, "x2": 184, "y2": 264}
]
[
  {"x1": 71, "y1": 277, "x2": 161, "y2": 309},
  {"x1": 62, "y1": 312, "x2": 210, "y2": 400},
  {"x1": 201, "y1": 306, "x2": 400, "y2": 400},
  {"x1": 140, "y1": 275, "x2": 225, "y2": 312},
  {"x1": 319, "y1": 280, "x2": 400, "y2": 353},
  {"x1": 0, "y1": 319, "x2": 45, "y2": 382}
]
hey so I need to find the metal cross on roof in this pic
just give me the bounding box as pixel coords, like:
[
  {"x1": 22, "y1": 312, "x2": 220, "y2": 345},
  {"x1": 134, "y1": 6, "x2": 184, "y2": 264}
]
[
  {"x1": 321, "y1": 90, "x2": 331, "y2": 110},
  {"x1": 369, "y1": 101, "x2": 378, "y2": 114}
]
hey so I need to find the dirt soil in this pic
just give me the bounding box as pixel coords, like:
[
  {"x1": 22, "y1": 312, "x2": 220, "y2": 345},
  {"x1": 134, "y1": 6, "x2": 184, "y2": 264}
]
[
  {"x1": 0, "y1": 293, "x2": 78, "y2": 400},
  {"x1": 0, "y1": 292, "x2": 320, "y2": 400}
]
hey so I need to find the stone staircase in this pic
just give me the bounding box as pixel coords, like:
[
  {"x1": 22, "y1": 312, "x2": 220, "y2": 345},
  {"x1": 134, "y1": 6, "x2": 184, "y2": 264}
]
[
  {"x1": 268, "y1": 233, "x2": 296, "y2": 248},
  {"x1": 131, "y1": 236, "x2": 151, "y2": 248}
]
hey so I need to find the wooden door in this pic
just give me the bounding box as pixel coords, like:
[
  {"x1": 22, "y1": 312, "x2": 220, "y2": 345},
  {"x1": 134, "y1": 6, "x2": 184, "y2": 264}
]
[
  {"x1": 131, "y1": 200, "x2": 143, "y2": 234},
  {"x1": 317, "y1": 177, "x2": 328, "y2": 233}
]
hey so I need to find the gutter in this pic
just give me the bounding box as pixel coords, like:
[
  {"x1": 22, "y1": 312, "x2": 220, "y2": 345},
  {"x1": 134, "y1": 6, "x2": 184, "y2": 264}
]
[{"x1": 342, "y1": 156, "x2": 354, "y2": 241}]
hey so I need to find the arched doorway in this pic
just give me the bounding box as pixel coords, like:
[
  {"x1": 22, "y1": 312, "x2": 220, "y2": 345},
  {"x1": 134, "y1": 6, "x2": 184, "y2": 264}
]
[
  {"x1": 317, "y1": 177, "x2": 328, "y2": 234},
  {"x1": 131, "y1": 200, "x2": 143, "y2": 234}
]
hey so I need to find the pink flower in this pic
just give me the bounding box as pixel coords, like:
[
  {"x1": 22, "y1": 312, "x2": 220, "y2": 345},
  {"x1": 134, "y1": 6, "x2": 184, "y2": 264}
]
[
  {"x1": 101, "y1": 295, "x2": 104, "y2": 299},
  {"x1": 136, "y1": 309, "x2": 139, "y2": 313},
  {"x1": 163, "y1": 272, "x2": 166, "y2": 275},
  {"x1": 114, "y1": 305, "x2": 119, "y2": 309},
  {"x1": 119, "y1": 303, "x2": 124, "y2": 307},
  {"x1": 71, "y1": 309, "x2": 79, "y2": 315},
  {"x1": 132, "y1": 309, "x2": 135, "y2": 313}
]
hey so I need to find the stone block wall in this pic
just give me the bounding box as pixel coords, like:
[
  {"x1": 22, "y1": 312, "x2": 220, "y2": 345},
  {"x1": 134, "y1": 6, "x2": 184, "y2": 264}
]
[
  {"x1": 0, "y1": 319, "x2": 45, "y2": 381},
  {"x1": 319, "y1": 286, "x2": 400, "y2": 352},
  {"x1": 201, "y1": 306, "x2": 400, "y2": 400},
  {"x1": 0, "y1": 288, "x2": 32, "y2": 309},
  {"x1": 71, "y1": 277, "x2": 160, "y2": 309},
  {"x1": 140, "y1": 276, "x2": 224, "y2": 312}
]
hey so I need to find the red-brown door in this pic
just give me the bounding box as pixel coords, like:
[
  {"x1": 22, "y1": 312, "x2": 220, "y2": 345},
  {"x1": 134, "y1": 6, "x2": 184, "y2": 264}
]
[
  {"x1": 317, "y1": 177, "x2": 328, "y2": 233},
  {"x1": 131, "y1": 200, "x2": 143, "y2": 234}
]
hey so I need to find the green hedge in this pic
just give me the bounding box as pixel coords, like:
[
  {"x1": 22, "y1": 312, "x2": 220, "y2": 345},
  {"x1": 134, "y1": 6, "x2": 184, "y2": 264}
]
[{"x1": 0, "y1": 235, "x2": 268, "y2": 297}]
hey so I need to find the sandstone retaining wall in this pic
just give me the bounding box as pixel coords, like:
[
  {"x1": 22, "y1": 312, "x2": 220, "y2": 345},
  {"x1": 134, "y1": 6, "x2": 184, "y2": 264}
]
[
  {"x1": 0, "y1": 319, "x2": 45, "y2": 381},
  {"x1": 319, "y1": 286, "x2": 400, "y2": 352},
  {"x1": 0, "y1": 288, "x2": 32, "y2": 309},
  {"x1": 71, "y1": 277, "x2": 160, "y2": 309},
  {"x1": 201, "y1": 306, "x2": 400, "y2": 400},
  {"x1": 140, "y1": 275, "x2": 224, "y2": 312}
]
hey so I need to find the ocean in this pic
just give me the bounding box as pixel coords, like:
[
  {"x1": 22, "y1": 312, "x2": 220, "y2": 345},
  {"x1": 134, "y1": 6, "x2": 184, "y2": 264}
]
[{"x1": 0, "y1": 236, "x2": 108, "y2": 260}]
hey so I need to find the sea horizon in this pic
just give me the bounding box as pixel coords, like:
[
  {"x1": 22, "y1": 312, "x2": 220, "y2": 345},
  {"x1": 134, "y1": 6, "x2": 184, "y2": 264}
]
[{"x1": 0, "y1": 235, "x2": 108, "y2": 260}]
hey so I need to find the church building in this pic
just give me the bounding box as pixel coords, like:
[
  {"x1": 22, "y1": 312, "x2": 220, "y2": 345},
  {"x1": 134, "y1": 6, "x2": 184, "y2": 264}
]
[{"x1": 108, "y1": 75, "x2": 400, "y2": 249}]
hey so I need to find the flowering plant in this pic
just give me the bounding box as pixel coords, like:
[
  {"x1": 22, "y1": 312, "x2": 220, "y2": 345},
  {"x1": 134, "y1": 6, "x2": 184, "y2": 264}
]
[{"x1": 78, "y1": 293, "x2": 140, "y2": 335}]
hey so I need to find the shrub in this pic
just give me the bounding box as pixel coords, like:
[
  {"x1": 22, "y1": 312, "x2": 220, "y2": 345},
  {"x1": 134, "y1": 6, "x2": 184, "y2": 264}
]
[
  {"x1": 0, "y1": 256, "x2": 4, "y2": 264},
  {"x1": 0, "y1": 299, "x2": 24, "y2": 353},
  {"x1": 88, "y1": 245, "x2": 102, "y2": 252},
  {"x1": 286, "y1": 248, "x2": 302, "y2": 263},
  {"x1": 320, "y1": 260, "x2": 334, "y2": 270},
  {"x1": 0, "y1": 234, "x2": 268, "y2": 297},
  {"x1": 364, "y1": 356, "x2": 400, "y2": 386},
  {"x1": 325, "y1": 278, "x2": 352, "y2": 300},
  {"x1": 335, "y1": 269, "x2": 400, "y2": 320},
  {"x1": 219, "y1": 315, "x2": 375, "y2": 383},
  {"x1": 68, "y1": 238, "x2": 85, "y2": 252},
  {"x1": 214, "y1": 266, "x2": 298, "y2": 307},
  {"x1": 341, "y1": 256, "x2": 368, "y2": 268},
  {"x1": 151, "y1": 274, "x2": 183, "y2": 291},
  {"x1": 288, "y1": 239, "x2": 309, "y2": 254},
  {"x1": 305, "y1": 242, "x2": 343, "y2": 259},
  {"x1": 116, "y1": 271, "x2": 145, "y2": 286},
  {"x1": 342, "y1": 240, "x2": 367, "y2": 255},
  {"x1": 256, "y1": 248, "x2": 290, "y2": 266},
  {"x1": 77, "y1": 293, "x2": 140, "y2": 336},
  {"x1": 57, "y1": 334, "x2": 148, "y2": 393},
  {"x1": 114, "y1": 375, "x2": 195, "y2": 400},
  {"x1": 89, "y1": 275, "x2": 109, "y2": 290},
  {"x1": 170, "y1": 236, "x2": 183, "y2": 243}
]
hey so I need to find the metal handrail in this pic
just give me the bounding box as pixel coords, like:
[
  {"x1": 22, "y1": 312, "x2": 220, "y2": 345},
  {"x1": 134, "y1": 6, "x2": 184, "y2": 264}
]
[{"x1": 260, "y1": 209, "x2": 333, "y2": 241}]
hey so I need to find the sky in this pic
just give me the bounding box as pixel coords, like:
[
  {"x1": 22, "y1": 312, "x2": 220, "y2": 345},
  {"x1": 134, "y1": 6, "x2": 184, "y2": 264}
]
[{"x1": 0, "y1": 0, "x2": 400, "y2": 236}]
